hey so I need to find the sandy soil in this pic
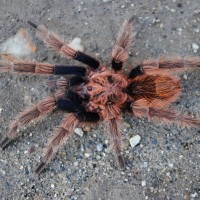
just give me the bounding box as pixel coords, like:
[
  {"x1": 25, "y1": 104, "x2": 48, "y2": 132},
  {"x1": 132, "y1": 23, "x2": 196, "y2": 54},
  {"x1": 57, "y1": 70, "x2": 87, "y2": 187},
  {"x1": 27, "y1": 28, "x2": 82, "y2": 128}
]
[{"x1": 0, "y1": 0, "x2": 199, "y2": 199}]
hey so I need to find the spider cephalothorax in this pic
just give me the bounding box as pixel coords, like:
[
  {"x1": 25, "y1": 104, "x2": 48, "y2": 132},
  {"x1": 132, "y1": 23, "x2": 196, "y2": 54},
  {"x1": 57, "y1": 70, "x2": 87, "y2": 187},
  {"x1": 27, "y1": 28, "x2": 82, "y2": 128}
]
[{"x1": 0, "y1": 18, "x2": 200, "y2": 174}]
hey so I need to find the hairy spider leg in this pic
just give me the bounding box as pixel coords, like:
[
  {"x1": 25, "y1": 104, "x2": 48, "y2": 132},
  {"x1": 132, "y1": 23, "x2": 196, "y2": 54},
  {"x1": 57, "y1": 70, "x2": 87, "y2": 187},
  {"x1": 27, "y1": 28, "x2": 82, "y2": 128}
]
[
  {"x1": 0, "y1": 61, "x2": 86, "y2": 76},
  {"x1": 35, "y1": 109, "x2": 100, "y2": 174},
  {"x1": 0, "y1": 92, "x2": 64, "y2": 150},
  {"x1": 111, "y1": 17, "x2": 134, "y2": 71},
  {"x1": 47, "y1": 76, "x2": 86, "y2": 90},
  {"x1": 131, "y1": 100, "x2": 200, "y2": 127},
  {"x1": 35, "y1": 113, "x2": 78, "y2": 174},
  {"x1": 27, "y1": 21, "x2": 101, "y2": 70},
  {"x1": 106, "y1": 118, "x2": 125, "y2": 168},
  {"x1": 57, "y1": 98, "x2": 100, "y2": 122},
  {"x1": 140, "y1": 56, "x2": 200, "y2": 76}
]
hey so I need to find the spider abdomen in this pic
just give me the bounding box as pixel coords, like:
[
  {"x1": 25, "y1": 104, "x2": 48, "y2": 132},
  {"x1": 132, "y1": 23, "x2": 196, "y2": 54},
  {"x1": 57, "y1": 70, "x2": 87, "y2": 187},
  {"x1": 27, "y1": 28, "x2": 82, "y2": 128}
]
[{"x1": 127, "y1": 74, "x2": 181, "y2": 107}]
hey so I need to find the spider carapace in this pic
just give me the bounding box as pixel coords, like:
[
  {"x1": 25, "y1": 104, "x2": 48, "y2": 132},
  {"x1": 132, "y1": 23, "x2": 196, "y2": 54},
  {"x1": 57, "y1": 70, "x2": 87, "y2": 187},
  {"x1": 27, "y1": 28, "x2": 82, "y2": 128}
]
[{"x1": 0, "y1": 18, "x2": 200, "y2": 174}]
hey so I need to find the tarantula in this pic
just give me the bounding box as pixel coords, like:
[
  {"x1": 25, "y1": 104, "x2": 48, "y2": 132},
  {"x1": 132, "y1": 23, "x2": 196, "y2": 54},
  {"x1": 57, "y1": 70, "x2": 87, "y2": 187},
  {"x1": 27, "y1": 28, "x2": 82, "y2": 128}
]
[{"x1": 0, "y1": 18, "x2": 200, "y2": 174}]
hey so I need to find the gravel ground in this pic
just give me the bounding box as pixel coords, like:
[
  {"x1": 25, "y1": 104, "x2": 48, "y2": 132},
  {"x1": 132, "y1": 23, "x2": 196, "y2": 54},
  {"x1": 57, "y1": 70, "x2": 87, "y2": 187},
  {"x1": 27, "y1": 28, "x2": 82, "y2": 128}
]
[{"x1": 0, "y1": 0, "x2": 200, "y2": 199}]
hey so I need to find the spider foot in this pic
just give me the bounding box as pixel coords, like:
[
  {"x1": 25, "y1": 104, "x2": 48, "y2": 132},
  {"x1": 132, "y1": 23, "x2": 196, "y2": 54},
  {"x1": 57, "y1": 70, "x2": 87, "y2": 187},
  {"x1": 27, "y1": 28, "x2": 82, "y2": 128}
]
[
  {"x1": 27, "y1": 21, "x2": 38, "y2": 29},
  {"x1": 35, "y1": 160, "x2": 46, "y2": 175},
  {"x1": 117, "y1": 155, "x2": 125, "y2": 169},
  {"x1": 0, "y1": 137, "x2": 13, "y2": 150}
]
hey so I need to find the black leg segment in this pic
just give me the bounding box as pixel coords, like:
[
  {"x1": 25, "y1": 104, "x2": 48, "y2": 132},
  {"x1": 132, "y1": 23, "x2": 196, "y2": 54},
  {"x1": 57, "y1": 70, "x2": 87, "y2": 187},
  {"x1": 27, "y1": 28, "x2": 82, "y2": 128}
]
[
  {"x1": 74, "y1": 51, "x2": 100, "y2": 69},
  {"x1": 69, "y1": 76, "x2": 86, "y2": 86},
  {"x1": 112, "y1": 60, "x2": 123, "y2": 71},
  {"x1": 57, "y1": 99, "x2": 100, "y2": 122},
  {"x1": 67, "y1": 90, "x2": 83, "y2": 104},
  {"x1": 122, "y1": 101, "x2": 132, "y2": 113},
  {"x1": 77, "y1": 111, "x2": 100, "y2": 122},
  {"x1": 53, "y1": 65, "x2": 86, "y2": 76},
  {"x1": 128, "y1": 65, "x2": 144, "y2": 78},
  {"x1": 57, "y1": 99, "x2": 82, "y2": 113}
]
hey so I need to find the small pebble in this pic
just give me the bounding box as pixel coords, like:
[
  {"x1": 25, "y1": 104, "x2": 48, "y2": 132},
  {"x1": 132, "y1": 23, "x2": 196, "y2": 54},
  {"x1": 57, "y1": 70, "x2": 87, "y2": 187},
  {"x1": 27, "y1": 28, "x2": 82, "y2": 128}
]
[
  {"x1": 105, "y1": 140, "x2": 109, "y2": 144},
  {"x1": 129, "y1": 135, "x2": 141, "y2": 147},
  {"x1": 170, "y1": 9, "x2": 176, "y2": 13},
  {"x1": 0, "y1": 107, "x2": 2, "y2": 113},
  {"x1": 83, "y1": 126, "x2": 90, "y2": 132},
  {"x1": 51, "y1": 184, "x2": 55, "y2": 189},
  {"x1": 60, "y1": 164, "x2": 65, "y2": 171},
  {"x1": 166, "y1": 146, "x2": 171, "y2": 151},
  {"x1": 123, "y1": 122, "x2": 131, "y2": 128},
  {"x1": 74, "y1": 128, "x2": 84, "y2": 137},
  {"x1": 194, "y1": 28, "x2": 200, "y2": 33},
  {"x1": 191, "y1": 192, "x2": 198, "y2": 198},
  {"x1": 84, "y1": 153, "x2": 90, "y2": 158},
  {"x1": 192, "y1": 43, "x2": 199, "y2": 53},
  {"x1": 166, "y1": 172, "x2": 170, "y2": 176},
  {"x1": 169, "y1": 163, "x2": 173, "y2": 168},
  {"x1": 151, "y1": 139, "x2": 158, "y2": 145},
  {"x1": 183, "y1": 74, "x2": 187, "y2": 80},
  {"x1": 69, "y1": 38, "x2": 84, "y2": 52},
  {"x1": 141, "y1": 180, "x2": 146, "y2": 186},
  {"x1": 97, "y1": 143, "x2": 103, "y2": 152},
  {"x1": 143, "y1": 162, "x2": 148, "y2": 168}
]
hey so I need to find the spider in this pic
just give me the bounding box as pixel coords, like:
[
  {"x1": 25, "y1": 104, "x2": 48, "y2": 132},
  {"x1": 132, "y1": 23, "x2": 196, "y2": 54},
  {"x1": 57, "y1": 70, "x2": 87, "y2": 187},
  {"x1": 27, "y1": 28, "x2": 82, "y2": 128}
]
[{"x1": 0, "y1": 18, "x2": 200, "y2": 174}]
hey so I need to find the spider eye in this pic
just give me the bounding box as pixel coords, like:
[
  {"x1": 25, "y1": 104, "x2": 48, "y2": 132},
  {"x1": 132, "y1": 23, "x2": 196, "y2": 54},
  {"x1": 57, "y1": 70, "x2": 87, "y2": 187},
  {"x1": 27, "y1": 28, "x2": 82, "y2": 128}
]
[
  {"x1": 107, "y1": 76, "x2": 114, "y2": 84},
  {"x1": 87, "y1": 86, "x2": 93, "y2": 91}
]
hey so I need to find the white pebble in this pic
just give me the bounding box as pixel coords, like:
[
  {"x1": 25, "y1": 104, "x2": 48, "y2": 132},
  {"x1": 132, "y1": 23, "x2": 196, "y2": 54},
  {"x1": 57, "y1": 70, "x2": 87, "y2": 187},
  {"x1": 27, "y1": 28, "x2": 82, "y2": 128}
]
[
  {"x1": 194, "y1": 28, "x2": 200, "y2": 33},
  {"x1": 141, "y1": 180, "x2": 146, "y2": 186},
  {"x1": 74, "y1": 128, "x2": 84, "y2": 137},
  {"x1": 105, "y1": 140, "x2": 109, "y2": 144},
  {"x1": 123, "y1": 122, "x2": 131, "y2": 128},
  {"x1": 166, "y1": 172, "x2": 170, "y2": 176},
  {"x1": 0, "y1": 28, "x2": 36, "y2": 58},
  {"x1": 69, "y1": 38, "x2": 84, "y2": 52},
  {"x1": 51, "y1": 184, "x2": 55, "y2": 189},
  {"x1": 143, "y1": 162, "x2": 148, "y2": 168},
  {"x1": 0, "y1": 170, "x2": 5, "y2": 175},
  {"x1": 97, "y1": 143, "x2": 103, "y2": 152},
  {"x1": 170, "y1": 9, "x2": 176, "y2": 13},
  {"x1": 192, "y1": 43, "x2": 199, "y2": 53},
  {"x1": 191, "y1": 192, "x2": 198, "y2": 198},
  {"x1": 0, "y1": 107, "x2": 2, "y2": 113},
  {"x1": 177, "y1": 28, "x2": 182, "y2": 32},
  {"x1": 169, "y1": 163, "x2": 173, "y2": 167},
  {"x1": 183, "y1": 74, "x2": 187, "y2": 80},
  {"x1": 84, "y1": 153, "x2": 90, "y2": 158},
  {"x1": 129, "y1": 135, "x2": 141, "y2": 147}
]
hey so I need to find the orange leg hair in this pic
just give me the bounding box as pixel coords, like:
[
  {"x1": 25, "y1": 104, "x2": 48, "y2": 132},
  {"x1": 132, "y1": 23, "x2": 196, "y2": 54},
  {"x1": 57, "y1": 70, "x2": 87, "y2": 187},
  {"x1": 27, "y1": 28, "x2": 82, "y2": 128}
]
[
  {"x1": 0, "y1": 61, "x2": 54, "y2": 74},
  {"x1": 131, "y1": 100, "x2": 200, "y2": 127},
  {"x1": 111, "y1": 17, "x2": 134, "y2": 70},
  {"x1": 35, "y1": 113, "x2": 78, "y2": 174},
  {"x1": 0, "y1": 92, "x2": 64, "y2": 150},
  {"x1": 141, "y1": 56, "x2": 200, "y2": 75}
]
